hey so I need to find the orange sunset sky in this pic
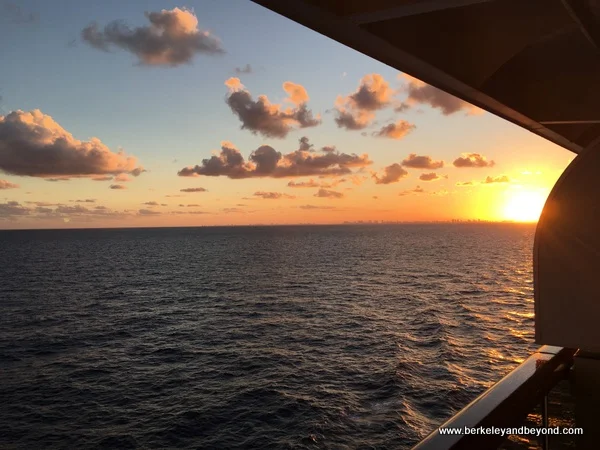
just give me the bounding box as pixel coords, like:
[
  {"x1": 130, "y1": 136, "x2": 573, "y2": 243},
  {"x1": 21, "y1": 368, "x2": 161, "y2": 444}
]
[{"x1": 0, "y1": 1, "x2": 573, "y2": 229}]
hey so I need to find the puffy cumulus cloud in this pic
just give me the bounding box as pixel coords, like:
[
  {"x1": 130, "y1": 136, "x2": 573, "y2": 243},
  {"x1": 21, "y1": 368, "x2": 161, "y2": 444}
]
[
  {"x1": 283, "y1": 81, "x2": 310, "y2": 105},
  {"x1": 343, "y1": 74, "x2": 393, "y2": 111},
  {"x1": 253, "y1": 191, "x2": 295, "y2": 200},
  {"x1": 109, "y1": 184, "x2": 126, "y2": 190},
  {"x1": 81, "y1": 7, "x2": 224, "y2": 66},
  {"x1": 0, "y1": 110, "x2": 144, "y2": 178},
  {"x1": 178, "y1": 138, "x2": 371, "y2": 179},
  {"x1": 419, "y1": 172, "x2": 447, "y2": 182},
  {"x1": 402, "y1": 153, "x2": 444, "y2": 170},
  {"x1": 334, "y1": 108, "x2": 374, "y2": 130},
  {"x1": 314, "y1": 188, "x2": 343, "y2": 199},
  {"x1": 399, "y1": 185, "x2": 425, "y2": 196},
  {"x1": 334, "y1": 74, "x2": 394, "y2": 130},
  {"x1": 235, "y1": 64, "x2": 252, "y2": 74},
  {"x1": 453, "y1": 153, "x2": 495, "y2": 168},
  {"x1": 483, "y1": 175, "x2": 510, "y2": 184},
  {"x1": 399, "y1": 73, "x2": 482, "y2": 115},
  {"x1": 180, "y1": 187, "x2": 207, "y2": 192},
  {"x1": 372, "y1": 120, "x2": 415, "y2": 140},
  {"x1": 225, "y1": 78, "x2": 320, "y2": 138},
  {"x1": 0, "y1": 179, "x2": 18, "y2": 189},
  {"x1": 372, "y1": 163, "x2": 408, "y2": 185}
]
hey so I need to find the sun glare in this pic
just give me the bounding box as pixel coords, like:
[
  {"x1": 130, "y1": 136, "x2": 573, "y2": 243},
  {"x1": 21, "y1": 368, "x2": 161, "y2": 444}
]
[{"x1": 502, "y1": 190, "x2": 547, "y2": 222}]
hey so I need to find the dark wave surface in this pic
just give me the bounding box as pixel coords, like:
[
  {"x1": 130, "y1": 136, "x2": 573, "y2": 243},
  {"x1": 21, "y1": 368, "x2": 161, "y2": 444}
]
[{"x1": 0, "y1": 224, "x2": 537, "y2": 449}]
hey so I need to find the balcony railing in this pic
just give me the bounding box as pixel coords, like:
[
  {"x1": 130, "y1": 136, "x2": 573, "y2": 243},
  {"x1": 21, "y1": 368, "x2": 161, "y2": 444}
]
[{"x1": 413, "y1": 346, "x2": 576, "y2": 450}]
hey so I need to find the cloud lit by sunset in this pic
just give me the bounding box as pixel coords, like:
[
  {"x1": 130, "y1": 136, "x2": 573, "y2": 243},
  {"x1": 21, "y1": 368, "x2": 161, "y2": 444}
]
[{"x1": 0, "y1": 1, "x2": 571, "y2": 229}]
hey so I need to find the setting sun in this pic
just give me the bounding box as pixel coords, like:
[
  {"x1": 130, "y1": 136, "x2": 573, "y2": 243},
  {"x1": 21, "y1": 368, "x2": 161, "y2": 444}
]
[{"x1": 502, "y1": 190, "x2": 547, "y2": 222}]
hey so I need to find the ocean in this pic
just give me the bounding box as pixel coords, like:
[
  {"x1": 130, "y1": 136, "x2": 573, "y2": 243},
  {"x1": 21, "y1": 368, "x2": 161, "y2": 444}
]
[{"x1": 0, "y1": 223, "x2": 538, "y2": 449}]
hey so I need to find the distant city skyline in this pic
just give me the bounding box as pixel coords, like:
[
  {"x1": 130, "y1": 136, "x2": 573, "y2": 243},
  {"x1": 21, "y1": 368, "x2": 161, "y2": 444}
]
[{"x1": 0, "y1": 0, "x2": 572, "y2": 229}]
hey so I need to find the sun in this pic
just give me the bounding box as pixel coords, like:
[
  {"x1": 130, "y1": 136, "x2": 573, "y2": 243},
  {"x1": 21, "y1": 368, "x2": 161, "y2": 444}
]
[{"x1": 502, "y1": 190, "x2": 547, "y2": 222}]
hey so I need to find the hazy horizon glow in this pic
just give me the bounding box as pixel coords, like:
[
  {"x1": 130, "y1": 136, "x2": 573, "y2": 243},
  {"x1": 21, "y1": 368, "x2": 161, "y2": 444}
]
[{"x1": 0, "y1": 0, "x2": 572, "y2": 229}]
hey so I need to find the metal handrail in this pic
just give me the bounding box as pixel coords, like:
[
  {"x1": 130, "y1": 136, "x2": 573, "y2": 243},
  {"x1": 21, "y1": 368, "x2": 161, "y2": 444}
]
[{"x1": 413, "y1": 346, "x2": 576, "y2": 450}]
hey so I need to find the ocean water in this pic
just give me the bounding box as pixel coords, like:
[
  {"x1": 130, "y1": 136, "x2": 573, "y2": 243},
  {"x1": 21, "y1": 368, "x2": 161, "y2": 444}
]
[{"x1": 0, "y1": 224, "x2": 538, "y2": 449}]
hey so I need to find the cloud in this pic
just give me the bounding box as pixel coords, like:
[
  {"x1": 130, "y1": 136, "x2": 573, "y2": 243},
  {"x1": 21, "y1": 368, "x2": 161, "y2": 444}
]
[
  {"x1": 253, "y1": 191, "x2": 295, "y2": 200},
  {"x1": 287, "y1": 179, "x2": 320, "y2": 188},
  {"x1": 299, "y1": 204, "x2": 335, "y2": 210},
  {"x1": 394, "y1": 102, "x2": 411, "y2": 113},
  {"x1": 314, "y1": 188, "x2": 343, "y2": 198},
  {"x1": 92, "y1": 176, "x2": 113, "y2": 181},
  {"x1": 453, "y1": 153, "x2": 495, "y2": 168},
  {"x1": 170, "y1": 210, "x2": 208, "y2": 215},
  {"x1": 343, "y1": 74, "x2": 393, "y2": 111},
  {"x1": 109, "y1": 184, "x2": 126, "y2": 190},
  {"x1": 45, "y1": 178, "x2": 70, "y2": 182},
  {"x1": 223, "y1": 207, "x2": 244, "y2": 213},
  {"x1": 81, "y1": 7, "x2": 224, "y2": 66},
  {"x1": 225, "y1": 78, "x2": 320, "y2": 138},
  {"x1": 334, "y1": 74, "x2": 394, "y2": 130},
  {"x1": 143, "y1": 201, "x2": 159, "y2": 206},
  {"x1": 283, "y1": 81, "x2": 310, "y2": 105},
  {"x1": 3, "y1": 2, "x2": 38, "y2": 24},
  {"x1": 334, "y1": 109, "x2": 374, "y2": 130},
  {"x1": 419, "y1": 172, "x2": 446, "y2": 182},
  {"x1": 235, "y1": 64, "x2": 252, "y2": 74},
  {"x1": 456, "y1": 181, "x2": 474, "y2": 186},
  {"x1": 178, "y1": 138, "x2": 371, "y2": 179},
  {"x1": 0, "y1": 201, "x2": 29, "y2": 219},
  {"x1": 483, "y1": 175, "x2": 510, "y2": 184},
  {"x1": 399, "y1": 185, "x2": 425, "y2": 196},
  {"x1": 56, "y1": 205, "x2": 90, "y2": 214},
  {"x1": 402, "y1": 153, "x2": 444, "y2": 170},
  {"x1": 372, "y1": 163, "x2": 408, "y2": 184},
  {"x1": 400, "y1": 73, "x2": 481, "y2": 115},
  {"x1": 1, "y1": 201, "x2": 137, "y2": 221},
  {"x1": 180, "y1": 187, "x2": 207, "y2": 192},
  {"x1": 0, "y1": 110, "x2": 144, "y2": 179},
  {"x1": 72, "y1": 199, "x2": 96, "y2": 203},
  {"x1": 0, "y1": 179, "x2": 18, "y2": 189},
  {"x1": 138, "y1": 208, "x2": 161, "y2": 215},
  {"x1": 372, "y1": 121, "x2": 415, "y2": 140},
  {"x1": 114, "y1": 173, "x2": 131, "y2": 182},
  {"x1": 287, "y1": 178, "x2": 343, "y2": 188},
  {"x1": 25, "y1": 201, "x2": 61, "y2": 207}
]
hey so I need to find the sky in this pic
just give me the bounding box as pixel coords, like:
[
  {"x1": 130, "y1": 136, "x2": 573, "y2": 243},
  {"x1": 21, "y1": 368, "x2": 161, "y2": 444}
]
[{"x1": 0, "y1": 0, "x2": 574, "y2": 229}]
